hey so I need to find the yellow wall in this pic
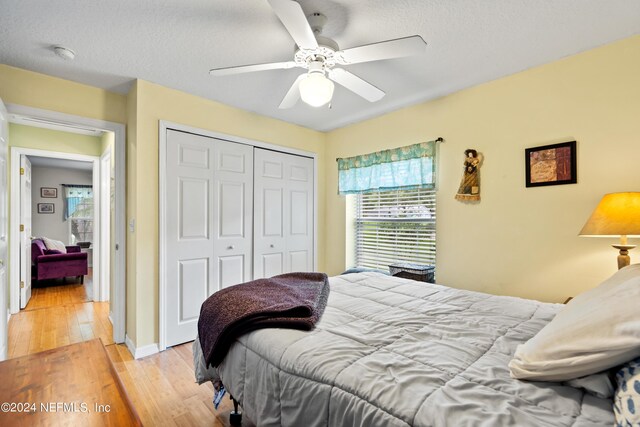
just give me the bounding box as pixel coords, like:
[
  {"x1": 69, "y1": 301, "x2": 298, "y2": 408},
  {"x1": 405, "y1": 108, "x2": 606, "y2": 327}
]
[
  {"x1": 325, "y1": 35, "x2": 640, "y2": 302},
  {"x1": 9, "y1": 123, "x2": 102, "y2": 156},
  {"x1": 129, "y1": 80, "x2": 326, "y2": 347},
  {"x1": 0, "y1": 65, "x2": 126, "y2": 124}
]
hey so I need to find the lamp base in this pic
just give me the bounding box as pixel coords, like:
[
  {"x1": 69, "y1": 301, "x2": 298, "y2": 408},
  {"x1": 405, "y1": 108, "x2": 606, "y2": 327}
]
[{"x1": 612, "y1": 244, "x2": 636, "y2": 270}]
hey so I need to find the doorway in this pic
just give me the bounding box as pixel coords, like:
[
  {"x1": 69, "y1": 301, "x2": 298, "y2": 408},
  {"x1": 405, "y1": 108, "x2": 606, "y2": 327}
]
[
  {"x1": 3, "y1": 104, "x2": 126, "y2": 356},
  {"x1": 7, "y1": 144, "x2": 109, "y2": 357},
  {"x1": 25, "y1": 155, "x2": 96, "y2": 311}
]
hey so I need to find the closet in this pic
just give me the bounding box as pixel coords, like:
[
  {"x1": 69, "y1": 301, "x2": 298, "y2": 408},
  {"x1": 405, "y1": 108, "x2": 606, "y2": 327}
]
[{"x1": 162, "y1": 129, "x2": 315, "y2": 348}]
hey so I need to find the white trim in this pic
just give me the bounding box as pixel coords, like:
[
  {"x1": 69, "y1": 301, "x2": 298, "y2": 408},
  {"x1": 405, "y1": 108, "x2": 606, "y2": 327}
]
[
  {"x1": 6, "y1": 104, "x2": 126, "y2": 344},
  {"x1": 313, "y1": 157, "x2": 318, "y2": 272},
  {"x1": 99, "y1": 148, "x2": 111, "y2": 302},
  {"x1": 92, "y1": 156, "x2": 101, "y2": 302},
  {"x1": 159, "y1": 123, "x2": 167, "y2": 353},
  {"x1": 158, "y1": 120, "x2": 319, "y2": 352},
  {"x1": 9, "y1": 115, "x2": 103, "y2": 136},
  {"x1": 10, "y1": 147, "x2": 100, "y2": 307},
  {"x1": 125, "y1": 334, "x2": 159, "y2": 359}
]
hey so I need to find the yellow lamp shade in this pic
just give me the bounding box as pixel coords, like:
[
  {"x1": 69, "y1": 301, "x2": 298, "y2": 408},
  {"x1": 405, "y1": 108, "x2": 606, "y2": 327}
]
[{"x1": 579, "y1": 192, "x2": 640, "y2": 238}]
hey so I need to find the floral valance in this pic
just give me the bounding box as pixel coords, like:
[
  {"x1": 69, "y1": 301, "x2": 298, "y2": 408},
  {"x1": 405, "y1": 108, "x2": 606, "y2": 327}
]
[{"x1": 337, "y1": 141, "x2": 437, "y2": 195}]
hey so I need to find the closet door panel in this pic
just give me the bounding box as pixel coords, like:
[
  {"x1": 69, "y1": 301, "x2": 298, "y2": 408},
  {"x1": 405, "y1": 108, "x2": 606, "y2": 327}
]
[
  {"x1": 165, "y1": 130, "x2": 253, "y2": 347},
  {"x1": 165, "y1": 130, "x2": 216, "y2": 347},
  {"x1": 218, "y1": 181, "x2": 246, "y2": 237},
  {"x1": 254, "y1": 149, "x2": 313, "y2": 278},
  {"x1": 218, "y1": 255, "x2": 245, "y2": 288},
  {"x1": 179, "y1": 178, "x2": 209, "y2": 239},
  {"x1": 212, "y1": 141, "x2": 254, "y2": 289},
  {"x1": 262, "y1": 188, "x2": 283, "y2": 236},
  {"x1": 262, "y1": 253, "x2": 284, "y2": 278},
  {"x1": 178, "y1": 258, "x2": 209, "y2": 322},
  {"x1": 285, "y1": 155, "x2": 314, "y2": 273},
  {"x1": 254, "y1": 149, "x2": 286, "y2": 279}
]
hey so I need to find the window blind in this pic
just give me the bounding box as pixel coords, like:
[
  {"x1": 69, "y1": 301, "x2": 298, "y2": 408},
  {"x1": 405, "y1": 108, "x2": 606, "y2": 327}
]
[{"x1": 354, "y1": 188, "x2": 436, "y2": 271}]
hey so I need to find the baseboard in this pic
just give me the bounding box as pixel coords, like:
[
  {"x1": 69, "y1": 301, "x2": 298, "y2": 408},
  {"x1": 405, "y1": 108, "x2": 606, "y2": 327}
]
[
  {"x1": 125, "y1": 334, "x2": 159, "y2": 359},
  {"x1": 108, "y1": 312, "x2": 113, "y2": 325},
  {"x1": 6, "y1": 311, "x2": 10, "y2": 324}
]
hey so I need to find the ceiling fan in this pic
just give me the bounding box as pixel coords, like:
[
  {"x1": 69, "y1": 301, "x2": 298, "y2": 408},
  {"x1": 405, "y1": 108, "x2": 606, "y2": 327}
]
[{"x1": 209, "y1": 0, "x2": 428, "y2": 109}]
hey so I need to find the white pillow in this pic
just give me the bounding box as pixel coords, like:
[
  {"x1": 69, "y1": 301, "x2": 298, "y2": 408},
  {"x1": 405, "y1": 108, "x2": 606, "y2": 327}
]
[
  {"x1": 509, "y1": 264, "x2": 640, "y2": 381},
  {"x1": 42, "y1": 237, "x2": 67, "y2": 253}
]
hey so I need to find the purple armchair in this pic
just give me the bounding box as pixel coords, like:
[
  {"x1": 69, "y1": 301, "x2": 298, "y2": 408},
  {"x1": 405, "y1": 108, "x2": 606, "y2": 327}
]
[{"x1": 31, "y1": 239, "x2": 88, "y2": 283}]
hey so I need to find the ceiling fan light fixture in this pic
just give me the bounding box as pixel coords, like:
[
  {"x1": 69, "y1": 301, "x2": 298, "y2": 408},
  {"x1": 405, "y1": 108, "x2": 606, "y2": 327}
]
[
  {"x1": 300, "y1": 71, "x2": 334, "y2": 107},
  {"x1": 209, "y1": 1, "x2": 428, "y2": 109}
]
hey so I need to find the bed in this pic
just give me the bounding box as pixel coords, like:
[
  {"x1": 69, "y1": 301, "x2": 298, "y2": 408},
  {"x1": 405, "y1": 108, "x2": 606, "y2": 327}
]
[{"x1": 194, "y1": 272, "x2": 615, "y2": 426}]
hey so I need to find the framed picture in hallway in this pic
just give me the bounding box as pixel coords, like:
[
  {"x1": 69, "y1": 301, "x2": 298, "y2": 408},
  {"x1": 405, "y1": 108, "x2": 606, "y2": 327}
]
[
  {"x1": 41, "y1": 187, "x2": 57, "y2": 198},
  {"x1": 37, "y1": 203, "x2": 55, "y2": 214},
  {"x1": 525, "y1": 141, "x2": 577, "y2": 187}
]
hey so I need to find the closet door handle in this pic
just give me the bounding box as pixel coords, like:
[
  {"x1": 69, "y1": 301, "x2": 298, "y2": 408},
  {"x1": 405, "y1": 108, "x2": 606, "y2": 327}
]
[
  {"x1": 227, "y1": 245, "x2": 234, "y2": 250},
  {"x1": 270, "y1": 244, "x2": 274, "y2": 248}
]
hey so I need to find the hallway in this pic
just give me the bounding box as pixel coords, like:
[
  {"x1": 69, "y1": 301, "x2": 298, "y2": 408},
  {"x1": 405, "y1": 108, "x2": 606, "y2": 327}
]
[{"x1": 7, "y1": 270, "x2": 112, "y2": 358}]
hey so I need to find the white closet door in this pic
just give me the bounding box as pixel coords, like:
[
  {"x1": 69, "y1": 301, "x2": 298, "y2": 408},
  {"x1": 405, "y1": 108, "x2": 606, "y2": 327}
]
[
  {"x1": 285, "y1": 153, "x2": 314, "y2": 272},
  {"x1": 212, "y1": 138, "x2": 254, "y2": 290},
  {"x1": 165, "y1": 130, "x2": 253, "y2": 347},
  {"x1": 254, "y1": 149, "x2": 313, "y2": 278}
]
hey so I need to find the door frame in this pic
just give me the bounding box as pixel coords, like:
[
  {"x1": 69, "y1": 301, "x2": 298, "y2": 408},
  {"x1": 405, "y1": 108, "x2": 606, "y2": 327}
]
[
  {"x1": 12, "y1": 148, "x2": 100, "y2": 305},
  {"x1": 6, "y1": 104, "x2": 126, "y2": 344},
  {"x1": 158, "y1": 120, "x2": 318, "y2": 351},
  {"x1": 18, "y1": 155, "x2": 33, "y2": 309},
  {"x1": 0, "y1": 100, "x2": 9, "y2": 361},
  {"x1": 100, "y1": 147, "x2": 111, "y2": 304}
]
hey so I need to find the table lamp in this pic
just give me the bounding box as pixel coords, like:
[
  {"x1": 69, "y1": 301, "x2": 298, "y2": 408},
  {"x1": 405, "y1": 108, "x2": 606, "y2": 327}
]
[{"x1": 579, "y1": 192, "x2": 640, "y2": 269}]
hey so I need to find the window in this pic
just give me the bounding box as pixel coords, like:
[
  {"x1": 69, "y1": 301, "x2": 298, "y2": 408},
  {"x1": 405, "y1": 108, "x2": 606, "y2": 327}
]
[
  {"x1": 354, "y1": 188, "x2": 436, "y2": 271},
  {"x1": 64, "y1": 185, "x2": 94, "y2": 244},
  {"x1": 69, "y1": 217, "x2": 93, "y2": 245}
]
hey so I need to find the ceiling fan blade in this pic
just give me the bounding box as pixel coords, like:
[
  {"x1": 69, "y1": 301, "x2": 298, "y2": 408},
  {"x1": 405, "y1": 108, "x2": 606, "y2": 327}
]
[
  {"x1": 267, "y1": 0, "x2": 318, "y2": 50},
  {"x1": 328, "y1": 68, "x2": 385, "y2": 102},
  {"x1": 279, "y1": 74, "x2": 306, "y2": 109},
  {"x1": 336, "y1": 35, "x2": 427, "y2": 65},
  {"x1": 210, "y1": 61, "x2": 297, "y2": 76}
]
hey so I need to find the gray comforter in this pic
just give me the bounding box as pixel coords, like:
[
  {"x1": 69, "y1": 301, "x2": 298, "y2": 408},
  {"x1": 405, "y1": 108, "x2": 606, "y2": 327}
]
[{"x1": 194, "y1": 272, "x2": 614, "y2": 426}]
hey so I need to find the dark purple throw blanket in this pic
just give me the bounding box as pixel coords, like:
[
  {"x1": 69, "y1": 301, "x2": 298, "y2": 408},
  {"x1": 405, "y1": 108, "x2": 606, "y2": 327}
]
[{"x1": 198, "y1": 272, "x2": 330, "y2": 368}]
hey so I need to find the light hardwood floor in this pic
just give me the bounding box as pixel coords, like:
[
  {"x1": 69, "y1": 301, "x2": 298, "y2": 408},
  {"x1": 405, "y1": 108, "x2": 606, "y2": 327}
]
[
  {"x1": 24, "y1": 276, "x2": 91, "y2": 311},
  {"x1": 7, "y1": 275, "x2": 246, "y2": 426}
]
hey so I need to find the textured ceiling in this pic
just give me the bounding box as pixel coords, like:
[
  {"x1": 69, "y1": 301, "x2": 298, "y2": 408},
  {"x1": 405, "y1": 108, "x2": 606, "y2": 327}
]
[{"x1": 1, "y1": 1, "x2": 639, "y2": 131}]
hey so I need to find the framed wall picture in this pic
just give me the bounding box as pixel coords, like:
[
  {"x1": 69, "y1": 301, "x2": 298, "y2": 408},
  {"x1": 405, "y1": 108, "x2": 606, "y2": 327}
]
[
  {"x1": 525, "y1": 141, "x2": 577, "y2": 187},
  {"x1": 37, "y1": 203, "x2": 55, "y2": 214},
  {"x1": 41, "y1": 187, "x2": 58, "y2": 198}
]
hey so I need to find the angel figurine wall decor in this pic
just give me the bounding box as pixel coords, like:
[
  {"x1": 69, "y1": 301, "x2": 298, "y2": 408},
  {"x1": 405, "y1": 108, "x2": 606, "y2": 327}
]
[{"x1": 455, "y1": 149, "x2": 482, "y2": 201}]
